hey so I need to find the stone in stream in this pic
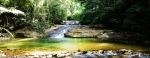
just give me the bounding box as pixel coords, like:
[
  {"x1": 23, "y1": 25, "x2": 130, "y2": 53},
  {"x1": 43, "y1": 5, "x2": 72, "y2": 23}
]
[
  {"x1": 0, "y1": 50, "x2": 3, "y2": 53},
  {"x1": 0, "y1": 50, "x2": 6, "y2": 57},
  {"x1": 1, "y1": 49, "x2": 150, "y2": 58}
]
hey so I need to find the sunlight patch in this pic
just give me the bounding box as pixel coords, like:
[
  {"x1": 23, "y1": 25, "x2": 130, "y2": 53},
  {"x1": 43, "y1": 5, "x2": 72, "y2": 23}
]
[
  {"x1": 1, "y1": 43, "x2": 22, "y2": 47},
  {"x1": 99, "y1": 43, "x2": 110, "y2": 46}
]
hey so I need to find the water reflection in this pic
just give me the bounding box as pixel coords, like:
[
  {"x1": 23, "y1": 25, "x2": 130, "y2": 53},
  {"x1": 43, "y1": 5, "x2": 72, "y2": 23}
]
[
  {"x1": 47, "y1": 38, "x2": 150, "y2": 51},
  {"x1": 0, "y1": 37, "x2": 150, "y2": 56},
  {"x1": 0, "y1": 38, "x2": 150, "y2": 53}
]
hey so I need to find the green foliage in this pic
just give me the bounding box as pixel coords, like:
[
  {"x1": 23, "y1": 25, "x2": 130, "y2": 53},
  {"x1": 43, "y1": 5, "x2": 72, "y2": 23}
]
[
  {"x1": 1, "y1": 0, "x2": 150, "y2": 36},
  {"x1": 0, "y1": 7, "x2": 26, "y2": 30},
  {"x1": 80, "y1": 0, "x2": 117, "y2": 24},
  {"x1": 0, "y1": 0, "x2": 84, "y2": 34},
  {"x1": 0, "y1": 0, "x2": 9, "y2": 6},
  {"x1": 28, "y1": 0, "x2": 84, "y2": 33},
  {"x1": 79, "y1": 0, "x2": 150, "y2": 34}
]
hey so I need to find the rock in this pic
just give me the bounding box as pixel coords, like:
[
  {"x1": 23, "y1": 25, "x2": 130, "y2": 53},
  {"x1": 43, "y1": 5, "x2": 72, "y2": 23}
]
[
  {"x1": 15, "y1": 33, "x2": 27, "y2": 38},
  {"x1": 85, "y1": 51, "x2": 95, "y2": 58},
  {"x1": 106, "y1": 50, "x2": 117, "y2": 56},
  {"x1": 0, "y1": 50, "x2": 6, "y2": 57},
  {"x1": 7, "y1": 48, "x2": 15, "y2": 51},
  {"x1": 97, "y1": 33, "x2": 109, "y2": 39},
  {"x1": 0, "y1": 50, "x2": 3, "y2": 53},
  {"x1": 119, "y1": 49, "x2": 128, "y2": 52},
  {"x1": 64, "y1": 52, "x2": 71, "y2": 56},
  {"x1": 14, "y1": 28, "x2": 41, "y2": 38},
  {"x1": 47, "y1": 54, "x2": 52, "y2": 58},
  {"x1": 57, "y1": 52, "x2": 65, "y2": 57},
  {"x1": 0, "y1": 53, "x2": 6, "y2": 57},
  {"x1": 0, "y1": 49, "x2": 149, "y2": 58},
  {"x1": 0, "y1": 33, "x2": 11, "y2": 41},
  {"x1": 33, "y1": 55, "x2": 39, "y2": 58}
]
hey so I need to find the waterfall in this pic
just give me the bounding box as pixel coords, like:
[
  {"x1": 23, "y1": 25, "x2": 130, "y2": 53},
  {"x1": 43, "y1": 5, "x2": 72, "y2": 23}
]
[{"x1": 49, "y1": 25, "x2": 80, "y2": 38}]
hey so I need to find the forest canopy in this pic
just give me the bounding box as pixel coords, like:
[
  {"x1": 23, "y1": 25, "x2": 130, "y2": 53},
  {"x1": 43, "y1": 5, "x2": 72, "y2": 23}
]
[
  {"x1": 0, "y1": 0, "x2": 150, "y2": 35},
  {"x1": 80, "y1": 0, "x2": 150, "y2": 35},
  {"x1": 0, "y1": 0, "x2": 84, "y2": 33}
]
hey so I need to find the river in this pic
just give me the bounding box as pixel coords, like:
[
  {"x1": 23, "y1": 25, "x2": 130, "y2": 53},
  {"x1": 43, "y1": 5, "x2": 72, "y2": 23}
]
[
  {"x1": 0, "y1": 25, "x2": 150, "y2": 57},
  {"x1": 0, "y1": 38, "x2": 150, "y2": 56}
]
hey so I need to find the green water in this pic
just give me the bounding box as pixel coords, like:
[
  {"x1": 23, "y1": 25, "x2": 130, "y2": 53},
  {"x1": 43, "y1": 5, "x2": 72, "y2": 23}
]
[{"x1": 0, "y1": 38, "x2": 150, "y2": 55}]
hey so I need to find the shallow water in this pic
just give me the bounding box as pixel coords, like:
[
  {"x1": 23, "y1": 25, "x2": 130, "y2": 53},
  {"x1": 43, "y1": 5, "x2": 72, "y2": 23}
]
[{"x1": 0, "y1": 38, "x2": 150, "y2": 55}]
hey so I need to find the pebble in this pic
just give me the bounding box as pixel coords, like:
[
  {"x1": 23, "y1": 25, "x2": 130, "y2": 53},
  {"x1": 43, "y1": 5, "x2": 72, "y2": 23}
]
[{"x1": 0, "y1": 49, "x2": 149, "y2": 58}]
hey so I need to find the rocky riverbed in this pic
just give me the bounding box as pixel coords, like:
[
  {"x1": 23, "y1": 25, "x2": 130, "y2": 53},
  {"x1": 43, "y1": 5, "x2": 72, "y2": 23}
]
[
  {"x1": 0, "y1": 49, "x2": 150, "y2": 58},
  {"x1": 65, "y1": 25, "x2": 150, "y2": 44}
]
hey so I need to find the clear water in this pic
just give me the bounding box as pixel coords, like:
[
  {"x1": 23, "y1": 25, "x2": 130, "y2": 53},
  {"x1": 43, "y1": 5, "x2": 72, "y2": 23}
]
[{"x1": 0, "y1": 38, "x2": 150, "y2": 55}]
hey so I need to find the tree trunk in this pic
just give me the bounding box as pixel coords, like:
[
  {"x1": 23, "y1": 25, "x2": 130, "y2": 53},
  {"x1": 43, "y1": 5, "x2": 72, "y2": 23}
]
[{"x1": 0, "y1": 27, "x2": 14, "y2": 38}]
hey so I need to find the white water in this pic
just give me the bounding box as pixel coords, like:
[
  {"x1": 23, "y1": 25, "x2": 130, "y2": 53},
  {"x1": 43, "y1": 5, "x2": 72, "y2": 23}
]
[{"x1": 49, "y1": 25, "x2": 80, "y2": 38}]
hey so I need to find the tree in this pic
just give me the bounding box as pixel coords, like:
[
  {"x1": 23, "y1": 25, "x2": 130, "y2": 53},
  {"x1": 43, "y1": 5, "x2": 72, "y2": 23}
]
[{"x1": 0, "y1": 0, "x2": 84, "y2": 34}]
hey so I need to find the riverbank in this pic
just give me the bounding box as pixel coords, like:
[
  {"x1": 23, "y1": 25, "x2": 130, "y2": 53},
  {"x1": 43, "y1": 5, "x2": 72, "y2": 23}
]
[
  {"x1": 1, "y1": 37, "x2": 150, "y2": 57},
  {"x1": 65, "y1": 25, "x2": 150, "y2": 44},
  {"x1": 1, "y1": 24, "x2": 149, "y2": 45},
  {"x1": 0, "y1": 25, "x2": 150, "y2": 57},
  {"x1": 0, "y1": 25, "x2": 63, "y2": 40},
  {"x1": 0, "y1": 49, "x2": 150, "y2": 58}
]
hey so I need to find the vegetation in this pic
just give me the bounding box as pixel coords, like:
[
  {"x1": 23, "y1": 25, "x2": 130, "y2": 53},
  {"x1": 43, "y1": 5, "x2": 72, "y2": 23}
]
[
  {"x1": 0, "y1": 0, "x2": 84, "y2": 34},
  {"x1": 0, "y1": 0, "x2": 150, "y2": 37},
  {"x1": 80, "y1": 0, "x2": 150, "y2": 36},
  {"x1": 0, "y1": 0, "x2": 150, "y2": 56}
]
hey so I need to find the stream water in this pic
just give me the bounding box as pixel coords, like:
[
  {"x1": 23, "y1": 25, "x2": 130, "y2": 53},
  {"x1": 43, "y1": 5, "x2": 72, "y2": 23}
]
[
  {"x1": 47, "y1": 25, "x2": 150, "y2": 52},
  {"x1": 49, "y1": 25, "x2": 80, "y2": 38},
  {"x1": 0, "y1": 25, "x2": 150, "y2": 57},
  {"x1": 0, "y1": 38, "x2": 150, "y2": 55}
]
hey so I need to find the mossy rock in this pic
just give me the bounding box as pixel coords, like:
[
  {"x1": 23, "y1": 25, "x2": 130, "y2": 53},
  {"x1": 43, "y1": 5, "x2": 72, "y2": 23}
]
[{"x1": 14, "y1": 33, "x2": 31, "y2": 38}]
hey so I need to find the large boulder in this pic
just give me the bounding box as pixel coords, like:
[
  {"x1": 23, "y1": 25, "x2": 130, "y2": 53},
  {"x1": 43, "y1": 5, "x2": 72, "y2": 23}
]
[
  {"x1": 14, "y1": 28, "x2": 41, "y2": 38},
  {"x1": 65, "y1": 25, "x2": 105, "y2": 38},
  {"x1": 0, "y1": 33, "x2": 11, "y2": 41}
]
